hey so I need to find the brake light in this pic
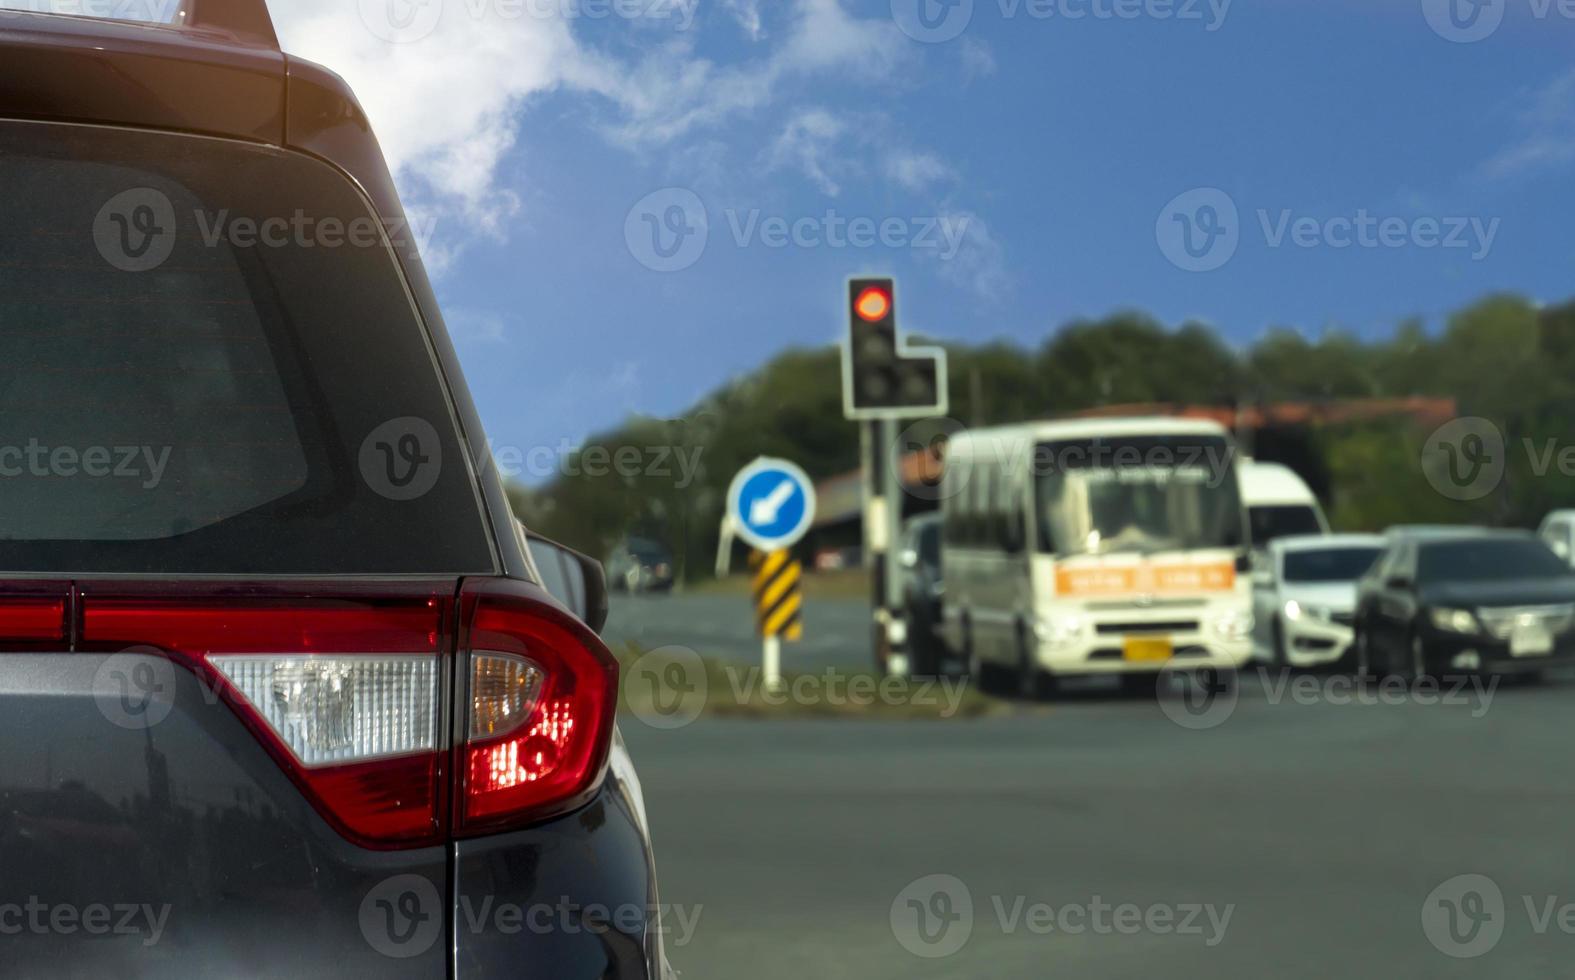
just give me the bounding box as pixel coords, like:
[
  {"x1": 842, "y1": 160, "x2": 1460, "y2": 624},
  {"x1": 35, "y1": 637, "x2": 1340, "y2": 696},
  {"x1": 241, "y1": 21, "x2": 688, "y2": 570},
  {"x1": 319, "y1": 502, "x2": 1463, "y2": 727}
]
[
  {"x1": 78, "y1": 580, "x2": 617, "y2": 848},
  {"x1": 456, "y1": 583, "x2": 618, "y2": 835}
]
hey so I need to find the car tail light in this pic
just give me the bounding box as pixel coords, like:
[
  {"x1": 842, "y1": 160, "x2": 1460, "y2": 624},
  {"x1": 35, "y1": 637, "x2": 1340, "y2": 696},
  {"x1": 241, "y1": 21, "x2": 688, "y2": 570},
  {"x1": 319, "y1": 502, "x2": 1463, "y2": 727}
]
[
  {"x1": 79, "y1": 579, "x2": 618, "y2": 849},
  {"x1": 455, "y1": 581, "x2": 619, "y2": 836},
  {"x1": 83, "y1": 593, "x2": 450, "y2": 848}
]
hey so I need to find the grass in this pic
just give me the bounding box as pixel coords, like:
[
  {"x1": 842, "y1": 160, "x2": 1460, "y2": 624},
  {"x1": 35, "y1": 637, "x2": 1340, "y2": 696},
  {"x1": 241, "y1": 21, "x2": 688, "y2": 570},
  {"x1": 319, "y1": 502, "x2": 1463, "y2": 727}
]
[{"x1": 614, "y1": 643, "x2": 1010, "y2": 722}]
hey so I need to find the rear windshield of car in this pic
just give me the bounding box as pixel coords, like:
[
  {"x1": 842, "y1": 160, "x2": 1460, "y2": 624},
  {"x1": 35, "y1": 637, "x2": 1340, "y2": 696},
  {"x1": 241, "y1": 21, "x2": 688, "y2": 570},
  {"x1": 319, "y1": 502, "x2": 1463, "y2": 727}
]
[
  {"x1": 1418, "y1": 538, "x2": 1569, "y2": 584},
  {"x1": 0, "y1": 121, "x2": 494, "y2": 575},
  {"x1": 1282, "y1": 547, "x2": 1380, "y2": 582},
  {"x1": 1249, "y1": 505, "x2": 1323, "y2": 545}
]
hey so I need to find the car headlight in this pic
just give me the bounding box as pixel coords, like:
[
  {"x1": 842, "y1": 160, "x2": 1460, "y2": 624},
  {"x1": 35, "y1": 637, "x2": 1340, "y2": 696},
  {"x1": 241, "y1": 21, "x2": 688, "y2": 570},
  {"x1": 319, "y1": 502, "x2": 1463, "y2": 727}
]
[
  {"x1": 1284, "y1": 601, "x2": 1335, "y2": 623},
  {"x1": 1212, "y1": 610, "x2": 1255, "y2": 640},
  {"x1": 1033, "y1": 616, "x2": 1084, "y2": 645},
  {"x1": 1428, "y1": 606, "x2": 1480, "y2": 635}
]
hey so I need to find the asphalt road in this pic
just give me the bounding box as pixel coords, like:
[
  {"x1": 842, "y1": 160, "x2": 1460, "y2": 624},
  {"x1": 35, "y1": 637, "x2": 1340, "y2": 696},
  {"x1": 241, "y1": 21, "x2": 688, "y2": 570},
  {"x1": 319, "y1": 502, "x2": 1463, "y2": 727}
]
[{"x1": 618, "y1": 599, "x2": 1575, "y2": 979}]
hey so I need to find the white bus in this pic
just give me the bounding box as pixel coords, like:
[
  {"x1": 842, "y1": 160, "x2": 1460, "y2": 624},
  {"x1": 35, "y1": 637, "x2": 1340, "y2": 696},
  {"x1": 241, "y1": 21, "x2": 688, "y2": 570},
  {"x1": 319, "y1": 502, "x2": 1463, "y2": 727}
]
[{"x1": 939, "y1": 417, "x2": 1254, "y2": 696}]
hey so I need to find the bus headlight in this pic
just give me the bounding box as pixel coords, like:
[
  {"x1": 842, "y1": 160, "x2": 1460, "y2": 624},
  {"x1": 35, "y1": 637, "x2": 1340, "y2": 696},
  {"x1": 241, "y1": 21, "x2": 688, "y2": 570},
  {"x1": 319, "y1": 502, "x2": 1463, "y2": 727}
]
[
  {"x1": 1211, "y1": 610, "x2": 1255, "y2": 640},
  {"x1": 1033, "y1": 616, "x2": 1084, "y2": 645},
  {"x1": 1285, "y1": 600, "x2": 1332, "y2": 622}
]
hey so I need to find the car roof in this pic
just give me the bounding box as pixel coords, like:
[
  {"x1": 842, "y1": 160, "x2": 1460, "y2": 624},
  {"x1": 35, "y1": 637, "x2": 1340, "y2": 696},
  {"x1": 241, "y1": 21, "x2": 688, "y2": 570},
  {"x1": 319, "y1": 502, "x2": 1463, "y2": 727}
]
[
  {"x1": 1273, "y1": 533, "x2": 1384, "y2": 553},
  {"x1": 950, "y1": 415, "x2": 1228, "y2": 454},
  {"x1": 1413, "y1": 528, "x2": 1537, "y2": 547},
  {"x1": 1238, "y1": 460, "x2": 1318, "y2": 505},
  {"x1": 1382, "y1": 524, "x2": 1489, "y2": 541}
]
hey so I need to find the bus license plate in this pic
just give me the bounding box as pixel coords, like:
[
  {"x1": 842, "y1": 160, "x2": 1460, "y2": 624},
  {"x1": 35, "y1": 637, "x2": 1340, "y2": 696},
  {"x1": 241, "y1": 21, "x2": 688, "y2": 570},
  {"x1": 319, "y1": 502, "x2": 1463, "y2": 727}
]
[{"x1": 1123, "y1": 637, "x2": 1173, "y2": 663}]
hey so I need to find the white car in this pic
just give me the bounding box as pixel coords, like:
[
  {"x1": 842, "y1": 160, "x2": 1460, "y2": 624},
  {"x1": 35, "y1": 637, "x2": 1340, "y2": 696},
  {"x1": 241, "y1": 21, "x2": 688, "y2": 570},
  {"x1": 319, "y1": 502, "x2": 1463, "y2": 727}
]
[
  {"x1": 1252, "y1": 533, "x2": 1384, "y2": 667},
  {"x1": 1537, "y1": 509, "x2": 1575, "y2": 566}
]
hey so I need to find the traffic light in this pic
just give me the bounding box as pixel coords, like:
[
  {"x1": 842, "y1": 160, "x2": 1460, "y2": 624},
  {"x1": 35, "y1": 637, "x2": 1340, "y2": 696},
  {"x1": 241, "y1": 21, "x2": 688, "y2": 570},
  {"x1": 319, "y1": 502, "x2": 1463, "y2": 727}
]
[{"x1": 841, "y1": 278, "x2": 948, "y2": 420}]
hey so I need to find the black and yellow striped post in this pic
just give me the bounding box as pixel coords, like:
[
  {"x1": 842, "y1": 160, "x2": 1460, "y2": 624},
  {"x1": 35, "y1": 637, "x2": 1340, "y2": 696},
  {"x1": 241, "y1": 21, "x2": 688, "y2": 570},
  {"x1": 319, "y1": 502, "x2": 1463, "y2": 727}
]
[{"x1": 749, "y1": 549, "x2": 803, "y2": 689}]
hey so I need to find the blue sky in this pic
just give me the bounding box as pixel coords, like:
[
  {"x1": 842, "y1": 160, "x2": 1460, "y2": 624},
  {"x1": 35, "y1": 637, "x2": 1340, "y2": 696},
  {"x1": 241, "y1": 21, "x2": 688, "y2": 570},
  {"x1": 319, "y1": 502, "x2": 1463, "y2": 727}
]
[{"x1": 276, "y1": 0, "x2": 1575, "y2": 471}]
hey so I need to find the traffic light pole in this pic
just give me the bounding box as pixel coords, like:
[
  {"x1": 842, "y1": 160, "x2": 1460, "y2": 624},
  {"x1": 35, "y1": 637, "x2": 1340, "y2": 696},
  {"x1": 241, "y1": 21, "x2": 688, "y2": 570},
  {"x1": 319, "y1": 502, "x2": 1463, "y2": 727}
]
[
  {"x1": 866, "y1": 418, "x2": 909, "y2": 677},
  {"x1": 843, "y1": 277, "x2": 946, "y2": 679}
]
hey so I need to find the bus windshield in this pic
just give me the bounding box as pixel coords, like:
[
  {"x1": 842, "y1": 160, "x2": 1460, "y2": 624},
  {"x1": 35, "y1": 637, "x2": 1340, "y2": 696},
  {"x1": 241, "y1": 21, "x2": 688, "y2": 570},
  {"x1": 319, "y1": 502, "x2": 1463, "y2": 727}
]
[{"x1": 1034, "y1": 435, "x2": 1243, "y2": 556}]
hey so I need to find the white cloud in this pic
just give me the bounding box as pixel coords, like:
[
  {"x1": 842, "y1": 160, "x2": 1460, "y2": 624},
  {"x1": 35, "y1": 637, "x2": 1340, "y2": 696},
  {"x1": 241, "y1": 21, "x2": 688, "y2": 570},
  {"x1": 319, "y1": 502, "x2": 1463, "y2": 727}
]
[
  {"x1": 925, "y1": 210, "x2": 1010, "y2": 298},
  {"x1": 959, "y1": 36, "x2": 997, "y2": 81},
  {"x1": 722, "y1": 0, "x2": 765, "y2": 39},
  {"x1": 1481, "y1": 67, "x2": 1575, "y2": 180},
  {"x1": 765, "y1": 109, "x2": 851, "y2": 196},
  {"x1": 885, "y1": 151, "x2": 954, "y2": 192}
]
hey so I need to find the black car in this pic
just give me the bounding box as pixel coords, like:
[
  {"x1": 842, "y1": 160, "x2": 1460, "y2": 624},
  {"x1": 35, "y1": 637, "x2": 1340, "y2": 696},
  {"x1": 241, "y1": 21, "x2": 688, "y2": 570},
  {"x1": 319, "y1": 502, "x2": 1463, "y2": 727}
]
[
  {"x1": 607, "y1": 537, "x2": 677, "y2": 594},
  {"x1": 1354, "y1": 530, "x2": 1575, "y2": 680},
  {"x1": 0, "y1": 5, "x2": 668, "y2": 978},
  {"x1": 899, "y1": 513, "x2": 946, "y2": 675}
]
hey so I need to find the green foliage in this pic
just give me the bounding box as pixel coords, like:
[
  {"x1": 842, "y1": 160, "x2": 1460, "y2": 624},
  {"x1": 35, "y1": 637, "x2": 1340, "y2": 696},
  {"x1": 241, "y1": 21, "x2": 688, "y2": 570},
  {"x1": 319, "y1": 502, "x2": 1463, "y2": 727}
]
[{"x1": 512, "y1": 293, "x2": 1575, "y2": 574}]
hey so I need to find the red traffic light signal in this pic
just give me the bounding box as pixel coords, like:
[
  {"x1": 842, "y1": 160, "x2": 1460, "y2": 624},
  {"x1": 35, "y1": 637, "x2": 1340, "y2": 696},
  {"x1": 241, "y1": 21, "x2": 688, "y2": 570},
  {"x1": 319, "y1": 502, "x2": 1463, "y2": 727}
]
[
  {"x1": 855, "y1": 285, "x2": 891, "y2": 323},
  {"x1": 842, "y1": 277, "x2": 948, "y2": 420}
]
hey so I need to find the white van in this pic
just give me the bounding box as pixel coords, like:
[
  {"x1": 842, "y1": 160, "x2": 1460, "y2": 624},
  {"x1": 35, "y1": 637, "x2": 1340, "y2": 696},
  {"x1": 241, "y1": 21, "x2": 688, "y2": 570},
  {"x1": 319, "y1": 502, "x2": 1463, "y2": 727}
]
[
  {"x1": 939, "y1": 417, "x2": 1254, "y2": 696},
  {"x1": 1240, "y1": 460, "x2": 1329, "y2": 551}
]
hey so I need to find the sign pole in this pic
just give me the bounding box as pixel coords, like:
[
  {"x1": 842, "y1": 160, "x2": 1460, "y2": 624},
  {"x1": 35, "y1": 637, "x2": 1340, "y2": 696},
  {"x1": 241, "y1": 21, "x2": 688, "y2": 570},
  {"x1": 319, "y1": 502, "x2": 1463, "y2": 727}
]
[{"x1": 763, "y1": 634, "x2": 782, "y2": 693}]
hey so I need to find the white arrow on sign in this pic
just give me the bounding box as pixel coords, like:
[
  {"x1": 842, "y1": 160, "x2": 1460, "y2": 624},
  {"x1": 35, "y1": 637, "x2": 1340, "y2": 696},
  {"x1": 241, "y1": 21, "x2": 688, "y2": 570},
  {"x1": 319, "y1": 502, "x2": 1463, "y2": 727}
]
[{"x1": 748, "y1": 479, "x2": 798, "y2": 528}]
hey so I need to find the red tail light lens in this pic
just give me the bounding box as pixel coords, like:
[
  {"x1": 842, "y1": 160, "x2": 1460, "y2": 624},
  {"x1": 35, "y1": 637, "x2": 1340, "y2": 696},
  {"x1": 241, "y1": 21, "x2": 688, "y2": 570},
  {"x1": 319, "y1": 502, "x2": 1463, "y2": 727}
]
[
  {"x1": 77, "y1": 579, "x2": 617, "y2": 848},
  {"x1": 82, "y1": 592, "x2": 449, "y2": 849},
  {"x1": 456, "y1": 583, "x2": 619, "y2": 835}
]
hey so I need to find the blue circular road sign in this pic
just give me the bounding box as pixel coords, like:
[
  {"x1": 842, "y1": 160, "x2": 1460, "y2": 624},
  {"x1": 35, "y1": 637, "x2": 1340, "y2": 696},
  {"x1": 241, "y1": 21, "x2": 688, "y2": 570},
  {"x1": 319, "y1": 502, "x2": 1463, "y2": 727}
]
[{"x1": 728, "y1": 458, "x2": 818, "y2": 552}]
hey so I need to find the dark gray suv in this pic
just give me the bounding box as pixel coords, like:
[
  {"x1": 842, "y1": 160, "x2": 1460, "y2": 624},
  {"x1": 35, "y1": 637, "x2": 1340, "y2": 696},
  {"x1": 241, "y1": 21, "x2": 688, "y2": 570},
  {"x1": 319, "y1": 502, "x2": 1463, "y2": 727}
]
[{"x1": 0, "y1": 3, "x2": 669, "y2": 977}]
